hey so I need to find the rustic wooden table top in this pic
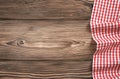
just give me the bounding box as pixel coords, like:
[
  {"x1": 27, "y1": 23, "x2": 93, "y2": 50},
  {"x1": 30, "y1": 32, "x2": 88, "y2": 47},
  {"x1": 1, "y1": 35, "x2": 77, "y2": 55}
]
[{"x1": 0, "y1": 0, "x2": 95, "y2": 79}]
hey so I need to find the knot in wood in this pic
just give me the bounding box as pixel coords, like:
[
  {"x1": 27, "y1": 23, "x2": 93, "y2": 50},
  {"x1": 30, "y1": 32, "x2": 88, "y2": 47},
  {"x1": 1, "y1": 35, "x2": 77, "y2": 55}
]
[{"x1": 17, "y1": 40, "x2": 25, "y2": 46}]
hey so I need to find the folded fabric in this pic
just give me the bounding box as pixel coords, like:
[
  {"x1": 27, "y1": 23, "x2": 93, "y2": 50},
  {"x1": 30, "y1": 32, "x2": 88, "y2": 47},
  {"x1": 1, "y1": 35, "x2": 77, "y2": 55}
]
[{"x1": 90, "y1": 0, "x2": 120, "y2": 79}]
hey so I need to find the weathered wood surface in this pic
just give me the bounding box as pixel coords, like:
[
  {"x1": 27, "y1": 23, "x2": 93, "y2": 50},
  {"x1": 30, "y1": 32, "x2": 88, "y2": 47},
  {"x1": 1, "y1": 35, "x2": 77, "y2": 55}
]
[
  {"x1": 0, "y1": 20, "x2": 95, "y2": 79},
  {"x1": 0, "y1": 61, "x2": 92, "y2": 79},
  {"x1": 0, "y1": 0, "x2": 93, "y2": 20},
  {"x1": 0, "y1": 20, "x2": 96, "y2": 60},
  {"x1": 0, "y1": 0, "x2": 95, "y2": 79}
]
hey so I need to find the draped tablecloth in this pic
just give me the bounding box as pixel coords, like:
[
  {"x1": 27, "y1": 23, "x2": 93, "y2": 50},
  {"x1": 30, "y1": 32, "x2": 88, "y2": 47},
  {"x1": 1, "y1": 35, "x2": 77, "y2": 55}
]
[{"x1": 90, "y1": 0, "x2": 120, "y2": 79}]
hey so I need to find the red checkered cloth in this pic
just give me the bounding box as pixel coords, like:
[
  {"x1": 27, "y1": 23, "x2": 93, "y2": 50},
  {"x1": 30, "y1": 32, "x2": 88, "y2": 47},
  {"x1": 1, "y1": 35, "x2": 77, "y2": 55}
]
[{"x1": 90, "y1": 0, "x2": 120, "y2": 79}]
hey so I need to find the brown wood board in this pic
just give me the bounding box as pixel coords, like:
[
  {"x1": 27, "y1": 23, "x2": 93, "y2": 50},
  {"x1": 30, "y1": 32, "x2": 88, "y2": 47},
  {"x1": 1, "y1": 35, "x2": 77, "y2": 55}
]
[
  {"x1": 0, "y1": 20, "x2": 96, "y2": 60},
  {"x1": 0, "y1": 0, "x2": 93, "y2": 20},
  {"x1": 0, "y1": 0, "x2": 95, "y2": 79},
  {"x1": 0, "y1": 20, "x2": 95, "y2": 78}
]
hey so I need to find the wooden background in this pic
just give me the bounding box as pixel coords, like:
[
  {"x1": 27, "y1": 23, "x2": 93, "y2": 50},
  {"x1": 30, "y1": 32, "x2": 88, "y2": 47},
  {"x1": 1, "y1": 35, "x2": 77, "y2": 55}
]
[{"x1": 0, "y1": 0, "x2": 96, "y2": 79}]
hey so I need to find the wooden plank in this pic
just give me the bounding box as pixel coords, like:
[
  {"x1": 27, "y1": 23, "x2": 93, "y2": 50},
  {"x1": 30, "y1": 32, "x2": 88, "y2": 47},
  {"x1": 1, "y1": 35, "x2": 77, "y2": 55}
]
[
  {"x1": 0, "y1": 20, "x2": 96, "y2": 60},
  {"x1": 0, "y1": 0, "x2": 93, "y2": 20},
  {"x1": 0, "y1": 78, "x2": 92, "y2": 79},
  {"x1": 0, "y1": 60, "x2": 92, "y2": 79}
]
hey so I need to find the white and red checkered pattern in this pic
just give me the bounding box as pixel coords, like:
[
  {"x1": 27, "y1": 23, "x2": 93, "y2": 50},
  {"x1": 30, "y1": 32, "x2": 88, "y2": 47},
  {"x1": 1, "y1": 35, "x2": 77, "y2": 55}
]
[{"x1": 90, "y1": 0, "x2": 120, "y2": 79}]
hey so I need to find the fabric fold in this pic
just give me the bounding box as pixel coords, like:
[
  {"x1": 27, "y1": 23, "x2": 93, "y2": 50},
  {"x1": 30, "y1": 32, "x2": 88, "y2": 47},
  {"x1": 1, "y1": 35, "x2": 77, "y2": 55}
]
[{"x1": 90, "y1": 0, "x2": 120, "y2": 79}]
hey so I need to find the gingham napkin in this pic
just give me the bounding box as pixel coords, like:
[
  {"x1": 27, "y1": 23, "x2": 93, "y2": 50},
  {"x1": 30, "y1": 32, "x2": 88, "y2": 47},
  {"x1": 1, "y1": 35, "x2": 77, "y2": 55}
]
[{"x1": 90, "y1": 0, "x2": 120, "y2": 79}]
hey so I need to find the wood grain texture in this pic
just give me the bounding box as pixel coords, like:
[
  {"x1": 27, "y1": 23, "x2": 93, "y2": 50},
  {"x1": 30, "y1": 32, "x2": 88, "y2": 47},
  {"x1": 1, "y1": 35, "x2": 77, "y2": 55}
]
[
  {"x1": 0, "y1": 0, "x2": 93, "y2": 20},
  {"x1": 0, "y1": 20, "x2": 96, "y2": 60},
  {"x1": 0, "y1": 61, "x2": 92, "y2": 79},
  {"x1": 0, "y1": 0, "x2": 95, "y2": 78}
]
